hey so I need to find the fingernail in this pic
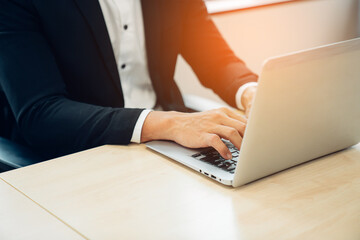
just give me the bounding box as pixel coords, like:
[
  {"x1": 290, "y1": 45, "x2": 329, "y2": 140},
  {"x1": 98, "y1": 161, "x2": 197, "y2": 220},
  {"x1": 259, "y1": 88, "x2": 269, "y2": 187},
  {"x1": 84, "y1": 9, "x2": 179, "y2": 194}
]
[{"x1": 227, "y1": 153, "x2": 232, "y2": 159}]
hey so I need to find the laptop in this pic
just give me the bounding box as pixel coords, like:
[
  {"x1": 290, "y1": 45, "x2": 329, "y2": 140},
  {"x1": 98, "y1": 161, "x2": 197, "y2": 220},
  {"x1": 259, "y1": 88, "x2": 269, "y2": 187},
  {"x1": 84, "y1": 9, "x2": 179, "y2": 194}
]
[{"x1": 146, "y1": 37, "x2": 360, "y2": 187}]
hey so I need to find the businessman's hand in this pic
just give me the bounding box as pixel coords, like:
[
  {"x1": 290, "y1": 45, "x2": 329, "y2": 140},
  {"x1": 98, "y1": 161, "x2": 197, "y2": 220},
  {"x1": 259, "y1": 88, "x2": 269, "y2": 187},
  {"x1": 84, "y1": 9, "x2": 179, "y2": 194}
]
[
  {"x1": 141, "y1": 108, "x2": 247, "y2": 159},
  {"x1": 241, "y1": 85, "x2": 257, "y2": 118}
]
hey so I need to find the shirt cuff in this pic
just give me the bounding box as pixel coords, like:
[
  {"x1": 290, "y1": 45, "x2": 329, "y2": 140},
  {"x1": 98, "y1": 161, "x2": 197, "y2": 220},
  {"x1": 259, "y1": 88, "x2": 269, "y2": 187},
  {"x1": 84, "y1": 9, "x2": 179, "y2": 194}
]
[
  {"x1": 235, "y1": 82, "x2": 258, "y2": 110},
  {"x1": 130, "y1": 109, "x2": 153, "y2": 143}
]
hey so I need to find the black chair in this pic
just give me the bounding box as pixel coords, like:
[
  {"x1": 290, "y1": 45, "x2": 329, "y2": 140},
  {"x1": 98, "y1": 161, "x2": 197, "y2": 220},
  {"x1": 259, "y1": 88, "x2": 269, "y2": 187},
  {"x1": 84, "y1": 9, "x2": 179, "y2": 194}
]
[{"x1": 0, "y1": 90, "x2": 44, "y2": 172}]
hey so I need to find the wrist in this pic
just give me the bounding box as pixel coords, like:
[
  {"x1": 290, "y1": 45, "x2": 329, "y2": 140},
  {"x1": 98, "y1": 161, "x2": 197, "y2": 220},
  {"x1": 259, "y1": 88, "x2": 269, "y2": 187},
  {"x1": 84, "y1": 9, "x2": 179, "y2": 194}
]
[
  {"x1": 241, "y1": 86, "x2": 257, "y2": 109},
  {"x1": 236, "y1": 82, "x2": 258, "y2": 110},
  {"x1": 141, "y1": 111, "x2": 180, "y2": 142}
]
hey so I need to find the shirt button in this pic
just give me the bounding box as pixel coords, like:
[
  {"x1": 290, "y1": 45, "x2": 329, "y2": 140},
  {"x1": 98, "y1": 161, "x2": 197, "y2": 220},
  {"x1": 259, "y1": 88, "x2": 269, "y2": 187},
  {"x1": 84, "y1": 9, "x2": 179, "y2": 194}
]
[
  {"x1": 121, "y1": 64, "x2": 126, "y2": 69},
  {"x1": 123, "y1": 24, "x2": 128, "y2": 30}
]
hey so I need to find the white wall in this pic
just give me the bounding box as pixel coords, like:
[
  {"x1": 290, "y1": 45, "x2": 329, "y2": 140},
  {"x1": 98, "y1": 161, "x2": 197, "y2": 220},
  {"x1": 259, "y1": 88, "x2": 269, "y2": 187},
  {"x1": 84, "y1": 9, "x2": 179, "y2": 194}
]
[{"x1": 174, "y1": 0, "x2": 360, "y2": 105}]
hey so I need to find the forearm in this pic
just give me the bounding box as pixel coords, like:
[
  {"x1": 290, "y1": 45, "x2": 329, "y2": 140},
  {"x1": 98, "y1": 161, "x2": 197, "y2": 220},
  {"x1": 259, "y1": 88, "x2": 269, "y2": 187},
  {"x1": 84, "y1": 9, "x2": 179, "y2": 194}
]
[
  {"x1": 180, "y1": 0, "x2": 258, "y2": 107},
  {"x1": 141, "y1": 111, "x2": 180, "y2": 142},
  {"x1": 19, "y1": 96, "x2": 143, "y2": 158}
]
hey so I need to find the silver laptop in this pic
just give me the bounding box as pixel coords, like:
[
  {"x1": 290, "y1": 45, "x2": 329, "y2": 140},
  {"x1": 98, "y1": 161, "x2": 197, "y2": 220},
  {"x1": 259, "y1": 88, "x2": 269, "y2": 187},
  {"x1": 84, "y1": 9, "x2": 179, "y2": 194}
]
[{"x1": 146, "y1": 38, "x2": 360, "y2": 187}]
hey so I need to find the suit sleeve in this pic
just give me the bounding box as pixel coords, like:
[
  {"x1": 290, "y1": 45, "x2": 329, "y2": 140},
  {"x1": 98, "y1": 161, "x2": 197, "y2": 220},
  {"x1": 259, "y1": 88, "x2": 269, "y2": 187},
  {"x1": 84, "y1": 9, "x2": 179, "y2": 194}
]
[
  {"x1": 180, "y1": 0, "x2": 258, "y2": 107},
  {"x1": 0, "y1": 0, "x2": 143, "y2": 158}
]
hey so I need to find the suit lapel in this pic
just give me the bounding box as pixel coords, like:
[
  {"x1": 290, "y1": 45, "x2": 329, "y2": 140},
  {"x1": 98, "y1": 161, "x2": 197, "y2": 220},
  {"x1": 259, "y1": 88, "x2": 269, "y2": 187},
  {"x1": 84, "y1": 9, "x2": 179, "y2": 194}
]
[
  {"x1": 73, "y1": 0, "x2": 185, "y2": 110},
  {"x1": 73, "y1": 0, "x2": 122, "y2": 93}
]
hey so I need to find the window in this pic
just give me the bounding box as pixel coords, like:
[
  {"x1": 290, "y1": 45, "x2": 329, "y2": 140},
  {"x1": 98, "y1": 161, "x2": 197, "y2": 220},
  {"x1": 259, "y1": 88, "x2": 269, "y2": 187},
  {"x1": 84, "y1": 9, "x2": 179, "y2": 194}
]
[{"x1": 204, "y1": 0, "x2": 295, "y2": 14}]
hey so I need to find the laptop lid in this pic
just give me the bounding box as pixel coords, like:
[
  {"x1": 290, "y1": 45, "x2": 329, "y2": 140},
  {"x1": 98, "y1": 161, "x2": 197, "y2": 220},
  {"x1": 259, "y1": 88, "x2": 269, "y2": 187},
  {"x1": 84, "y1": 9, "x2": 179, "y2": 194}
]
[{"x1": 233, "y1": 38, "x2": 360, "y2": 187}]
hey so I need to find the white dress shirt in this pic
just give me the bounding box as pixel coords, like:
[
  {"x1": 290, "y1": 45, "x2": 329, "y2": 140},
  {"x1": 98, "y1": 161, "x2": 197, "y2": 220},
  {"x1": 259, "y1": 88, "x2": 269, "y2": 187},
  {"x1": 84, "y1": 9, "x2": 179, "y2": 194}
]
[{"x1": 99, "y1": 0, "x2": 256, "y2": 143}]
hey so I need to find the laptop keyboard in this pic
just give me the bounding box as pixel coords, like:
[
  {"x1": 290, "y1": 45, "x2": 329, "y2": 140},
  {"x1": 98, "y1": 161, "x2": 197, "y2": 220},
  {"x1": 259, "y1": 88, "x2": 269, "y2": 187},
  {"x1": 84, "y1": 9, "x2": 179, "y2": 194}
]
[{"x1": 191, "y1": 140, "x2": 239, "y2": 174}]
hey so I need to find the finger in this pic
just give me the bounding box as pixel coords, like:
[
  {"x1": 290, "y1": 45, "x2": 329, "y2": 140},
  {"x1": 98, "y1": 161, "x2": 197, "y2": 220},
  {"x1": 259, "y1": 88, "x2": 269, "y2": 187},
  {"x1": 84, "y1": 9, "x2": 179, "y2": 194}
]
[
  {"x1": 206, "y1": 134, "x2": 232, "y2": 159},
  {"x1": 245, "y1": 103, "x2": 252, "y2": 118},
  {"x1": 220, "y1": 107, "x2": 247, "y2": 124},
  {"x1": 219, "y1": 117, "x2": 246, "y2": 137},
  {"x1": 245, "y1": 109, "x2": 250, "y2": 118},
  {"x1": 211, "y1": 125, "x2": 242, "y2": 150}
]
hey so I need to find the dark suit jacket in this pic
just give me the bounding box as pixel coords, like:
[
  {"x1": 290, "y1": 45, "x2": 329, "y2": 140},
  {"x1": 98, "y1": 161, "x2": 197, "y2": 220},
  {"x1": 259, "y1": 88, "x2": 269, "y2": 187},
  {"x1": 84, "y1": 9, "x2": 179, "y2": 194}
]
[{"x1": 0, "y1": 0, "x2": 257, "y2": 158}]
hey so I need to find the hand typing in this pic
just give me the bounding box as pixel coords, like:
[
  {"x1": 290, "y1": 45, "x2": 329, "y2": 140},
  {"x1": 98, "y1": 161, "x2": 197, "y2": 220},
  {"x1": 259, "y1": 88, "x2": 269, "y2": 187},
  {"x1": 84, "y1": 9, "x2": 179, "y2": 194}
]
[{"x1": 141, "y1": 108, "x2": 247, "y2": 159}]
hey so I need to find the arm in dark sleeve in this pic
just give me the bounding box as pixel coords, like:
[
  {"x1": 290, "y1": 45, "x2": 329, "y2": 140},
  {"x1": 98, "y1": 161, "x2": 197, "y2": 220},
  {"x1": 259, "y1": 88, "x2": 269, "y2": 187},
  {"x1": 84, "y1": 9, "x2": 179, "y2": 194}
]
[
  {"x1": 180, "y1": 0, "x2": 258, "y2": 107},
  {"x1": 0, "y1": 0, "x2": 142, "y2": 158}
]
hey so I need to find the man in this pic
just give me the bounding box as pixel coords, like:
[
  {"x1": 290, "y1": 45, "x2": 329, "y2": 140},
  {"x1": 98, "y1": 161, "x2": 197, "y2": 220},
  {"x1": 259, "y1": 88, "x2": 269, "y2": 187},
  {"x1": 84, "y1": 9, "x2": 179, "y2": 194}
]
[{"x1": 0, "y1": 0, "x2": 257, "y2": 159}]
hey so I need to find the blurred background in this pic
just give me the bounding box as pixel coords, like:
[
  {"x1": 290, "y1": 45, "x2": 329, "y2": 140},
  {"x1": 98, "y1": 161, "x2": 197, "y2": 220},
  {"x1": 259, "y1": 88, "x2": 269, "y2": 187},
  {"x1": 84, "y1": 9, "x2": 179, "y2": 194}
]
[{"x1": 175, "y1": 0, "x2": 360, "y2": 106}]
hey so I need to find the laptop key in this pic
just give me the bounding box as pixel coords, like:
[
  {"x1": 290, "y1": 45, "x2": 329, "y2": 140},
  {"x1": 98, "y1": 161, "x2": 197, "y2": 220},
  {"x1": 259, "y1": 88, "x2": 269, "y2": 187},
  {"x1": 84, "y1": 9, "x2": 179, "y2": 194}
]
[
  {"x1": 217, "y1": 162, "x2": 225, "y2": 168},
  {"x1": 200, "y1": 149, "x2": 214, "y2": 155},
  {"x1": 203, "y1": 156, "x2": 219, "y2": 164},
  {"x1": 222, "y1": 161, "x2": 232, "y2": 169},
  {"x1": 226, "y1": 164, "x2": 236, "y2": 171},
  {"x1": 199, "y1": 156, "x2": 208, "y2": 161},
  {"x1": 191, "y1": 153, "x2": 202, "y2": 158}
]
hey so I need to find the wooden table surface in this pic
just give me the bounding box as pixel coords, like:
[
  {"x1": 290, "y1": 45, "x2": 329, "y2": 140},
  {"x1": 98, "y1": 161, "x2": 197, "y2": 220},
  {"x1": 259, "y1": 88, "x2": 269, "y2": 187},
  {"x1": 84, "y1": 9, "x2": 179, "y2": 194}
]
[
  {"x1": 1, "y1": 143, "x2": 359, "y2": 240},
  {"x1": 0, "y1": 178, "x2": 85, "y2": 240}
]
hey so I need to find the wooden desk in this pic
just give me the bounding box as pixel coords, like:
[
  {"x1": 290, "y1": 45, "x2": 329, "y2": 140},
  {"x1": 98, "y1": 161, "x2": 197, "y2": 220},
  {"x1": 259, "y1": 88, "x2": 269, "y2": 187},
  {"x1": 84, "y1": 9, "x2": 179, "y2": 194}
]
[
  {"x1": 1, "y1": 143, "x2": 359, "y2": 240},
  {"x1": 0, "y1": 178, "x2": 84, "y2": 240}
]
